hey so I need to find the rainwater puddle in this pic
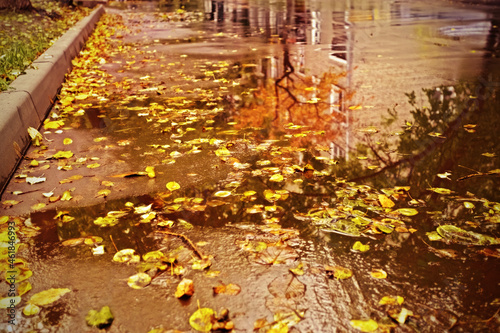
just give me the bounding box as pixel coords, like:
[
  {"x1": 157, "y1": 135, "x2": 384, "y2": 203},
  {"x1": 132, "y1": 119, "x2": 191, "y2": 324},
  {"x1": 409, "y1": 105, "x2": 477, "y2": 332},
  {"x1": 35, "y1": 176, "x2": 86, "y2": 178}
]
[{"x1": 2, "y1": 0, "x2": 500, "y2": 332}]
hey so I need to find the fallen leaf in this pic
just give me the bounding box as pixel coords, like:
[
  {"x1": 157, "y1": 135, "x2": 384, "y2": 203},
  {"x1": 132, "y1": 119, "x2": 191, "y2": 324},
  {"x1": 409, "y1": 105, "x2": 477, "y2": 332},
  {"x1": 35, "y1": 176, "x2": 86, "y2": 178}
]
[
  {"x1": 370, "y1": 269, "x2": 387, "y2": 279},
  {"x1": 213, "y1": 190, "x2": 232, "y2": 198},
  {"x1": 166, "y1": 181, "x2": 181, "y2": 191},
  {"x1": 51, "y1": 151, "x2": 74, "y2": 159},
  {"x1": 325, "y1": 265, "x2": 352, "y2": 280},
  {"x1": 189, "y1": 308, "x2": 215, "y2": 332},
  {"x1": 127, "y1": 273, "x2": 151, "y2": 289},
  {"x1": 26, "y1": 176, "x2": 46, "y2": 185},
  {"x1": 28, "y1": 288, "x2": 71, "y2": 306},
  {"x1": 350, "y1": 319, "x2": 378, "y2": 332},
  {"x1": 213, "y1": 283, "x2": 241, "y2": 295},
  {"x1": 175, "y1": 278, "x2": 195, "y2": 298},
  {"x1": 86, "y1": 306, "x2": 114, "y2": 329},
  {"x1": 113, "y1": 249, "x2": 140, "y2": 264},
  {"x1": 378, "y1": 194, "x2": 395, "y2": 208},
  {"x1": 23, "y1": 303, "x2": 40, "y2": 316}
]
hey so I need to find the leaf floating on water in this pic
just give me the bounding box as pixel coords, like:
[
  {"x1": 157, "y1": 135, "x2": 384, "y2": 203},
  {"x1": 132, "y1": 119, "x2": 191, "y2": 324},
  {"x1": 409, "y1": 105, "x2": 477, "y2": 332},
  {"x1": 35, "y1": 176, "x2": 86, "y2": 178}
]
[
  {"x1": 482, "y1": 152, "x2": 496, "y2": 158},
  {"x1": 189, "y1": 307, "x2": 216, "y2": 332},
  {"x1": 370, "y1": 269, "x2": 387, "y2": 279},
  {"x1": 166, "y1": 181, "x2": 180, "y2": 191},
  {"x1": 350, "y1": 319, "x2": 379, "y2": 332},
  {"x1": 146, "y1": 166, "x2": 155, "y2": 178},
  {"x1": 134, "y1": 204, "x2": 152, "y2": 214},
  {"x1": 427, "y1": 187, "x2": 452, "y2": 195},
  {"x1": 379, "y1": 295, "x2": 404, "y2": 305},
  {"x1": 325, "y1": 265, "x2": 353, "y2": 280},
  {"x1": 463, "y1": 201, "x2": 475, "y2": 209},
  {"x1": 357, "y1": 126, "x2": 379, "y2": 134},
  {"x1": 113, "y1": 249, "x2": 140, "y2": 264},
  {"x1": 395, "y1": 208, "x2": 418, "y2": 216},
  {"x1": 289, "y1": 262, "x2": 305, "y2": 276},
  {"x1": 352, "y1": 241, "x2": 370, "y2": 252},
  {"x1": 86, "y1": 306, "x2": 114, "y2": 329},
  {"x1": 389, "y1": 307, "x2": 414, "y2": 324},
  {"x1": 127, "y1": 273, "x2": 151, "y2": 289},
  {"x1": 269, "y1": 174, "x2": 284, "y2": 182},
  {"x1": 28, "y1": 288, "x2": 71, "y2": 306},
  {"x1": 437, "y1": 171, "x2": 452, "y2": 180},
  {"x1": 213, "y1": 190, "x2": 232, "y2": 198},
  {"x1": 94, "y1": 216, "x2": 119, "y2": 227},
  {"x1": 378, "y1": 194, "x2": 395, "y2": 208},
  {"x1": 435, "y1": 225, "x2": 500, "y2": 246}
]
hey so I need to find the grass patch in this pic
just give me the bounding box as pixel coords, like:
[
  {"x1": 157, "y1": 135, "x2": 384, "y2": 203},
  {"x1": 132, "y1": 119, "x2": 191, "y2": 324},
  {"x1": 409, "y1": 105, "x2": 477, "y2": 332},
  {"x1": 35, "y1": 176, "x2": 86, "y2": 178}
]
[{"x1": 0, "y1": 0, "x2": 91, "y2": 91}]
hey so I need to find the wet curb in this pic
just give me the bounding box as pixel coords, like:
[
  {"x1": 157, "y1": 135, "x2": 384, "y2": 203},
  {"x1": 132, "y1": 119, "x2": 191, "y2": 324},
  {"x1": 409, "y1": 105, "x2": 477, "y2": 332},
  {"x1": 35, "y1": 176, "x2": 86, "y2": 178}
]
[{"x1": 0, "y1": 5, "x2": 105, "y2": 195}]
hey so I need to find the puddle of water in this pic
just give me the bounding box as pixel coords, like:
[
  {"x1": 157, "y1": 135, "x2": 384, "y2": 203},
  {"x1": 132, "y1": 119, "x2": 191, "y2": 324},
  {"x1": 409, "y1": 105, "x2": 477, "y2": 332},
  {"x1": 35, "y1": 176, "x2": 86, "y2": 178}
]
[{"x1": 3, "y1": 1, "x2": 500, "y2": 331}]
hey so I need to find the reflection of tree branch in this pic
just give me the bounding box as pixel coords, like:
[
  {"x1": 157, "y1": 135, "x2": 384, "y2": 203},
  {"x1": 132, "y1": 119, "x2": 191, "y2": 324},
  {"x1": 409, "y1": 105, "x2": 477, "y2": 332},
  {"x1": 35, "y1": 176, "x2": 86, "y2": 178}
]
[
  {"x1": 348, "y1": 96, "x2": 477, "y2": 183},
  {"x1": 365, "y1": 135, "x2": 389, "y2": 165},
  {"x1": 275, "y1": 48, "x2": 297, "y2": 120}
]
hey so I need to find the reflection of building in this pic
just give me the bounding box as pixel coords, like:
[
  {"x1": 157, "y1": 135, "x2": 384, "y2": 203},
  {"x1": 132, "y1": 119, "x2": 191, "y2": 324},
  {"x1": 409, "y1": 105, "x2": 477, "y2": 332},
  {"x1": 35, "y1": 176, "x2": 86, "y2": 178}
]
[{"x1": 196, "y1": 0, "x2": 494, "y2": 161}]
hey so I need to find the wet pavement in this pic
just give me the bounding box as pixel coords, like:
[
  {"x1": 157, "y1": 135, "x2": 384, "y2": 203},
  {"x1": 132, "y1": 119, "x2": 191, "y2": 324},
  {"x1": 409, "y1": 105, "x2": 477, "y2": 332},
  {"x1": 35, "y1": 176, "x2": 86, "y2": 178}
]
[{"x1": 1, "y1": 0, "x2": 500, "y2": 332}]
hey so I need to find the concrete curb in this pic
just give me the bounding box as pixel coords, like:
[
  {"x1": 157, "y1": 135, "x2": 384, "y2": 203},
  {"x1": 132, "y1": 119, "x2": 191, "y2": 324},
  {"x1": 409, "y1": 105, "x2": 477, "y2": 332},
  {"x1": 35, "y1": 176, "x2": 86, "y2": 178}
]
[{"x1": 0, "y1": 5, "x2": 105, "y2": 195}]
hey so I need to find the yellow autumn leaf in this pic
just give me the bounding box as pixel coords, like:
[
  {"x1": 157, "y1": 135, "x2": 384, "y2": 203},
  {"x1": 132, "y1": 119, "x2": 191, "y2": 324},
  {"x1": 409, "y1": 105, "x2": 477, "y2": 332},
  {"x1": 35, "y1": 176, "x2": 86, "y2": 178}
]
[
  {"x1": 166, "y1": 181, "x2": 180, "y2": 191},
  {"x1": 175, "y1": 278, "x2": 195, "y2": 298},
  {"x1": 43, "y1": 120, "x2": 64, "y2": 130},
  {"x1": 61, "y1": 191, "x2": 72, "y2": 201},
  {"x1": 31, "y1": 203, "x2": 46, "y2": 210},
  {"x1": 350, "y1": 319, "x2": 378, "y2": 332},
  {"x1": 87, "y1": 163, "x2": 100, "y2": 169},
  {"x1": 269, "y1": 174, "x2": 284, "y2": 182},
  {"x1": 63, "y1": 138, "x2": 73, "y2": 145},
  {"x1": 127, "y1": 273, "x2": 151, "y2": 289},
  {"x1": 214, "y1": 190, "x2": 232, "y2": 198},
  {"x1": 51, "y1": 151, "x2": 73, "y2": 159},
  {"x1": 370, "y1": 269, "x2": 387, "y2": 279},
  {"x1": 146, "y1": 166, "x2": 155, "y2": 178},
  {"x1": 23, "y1": 303, "x2": 40, "y2": 316},
  {"x1": 189, "y1": 307, "x2": 215, "y2": 332},
  {"x1": 378, "y1": 194, "x2": 395, "y2": 208},
  {"x1": 28, "y1": 288, "x2": 71, "y2": 306}
]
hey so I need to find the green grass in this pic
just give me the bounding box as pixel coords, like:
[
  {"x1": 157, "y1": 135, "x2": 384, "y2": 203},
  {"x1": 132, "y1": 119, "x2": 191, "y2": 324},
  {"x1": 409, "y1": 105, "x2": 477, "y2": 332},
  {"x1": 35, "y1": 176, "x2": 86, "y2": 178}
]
[{"x1": 0, "y1": 0, "x2": 91, "y2": 91}]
